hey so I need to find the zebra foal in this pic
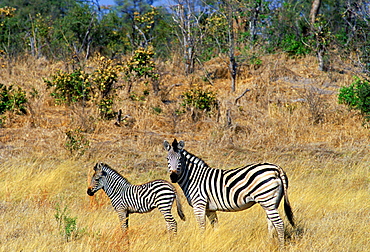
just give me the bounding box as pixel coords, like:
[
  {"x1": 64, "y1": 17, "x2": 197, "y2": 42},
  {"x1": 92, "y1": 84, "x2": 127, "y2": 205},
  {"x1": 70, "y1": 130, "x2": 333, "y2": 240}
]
[
  {"x1": 164, "y1": 139, "x2": 295, "y2": 245},
  {"x1": 87, "y1": 162, "x2": 185, "y2": 233}
]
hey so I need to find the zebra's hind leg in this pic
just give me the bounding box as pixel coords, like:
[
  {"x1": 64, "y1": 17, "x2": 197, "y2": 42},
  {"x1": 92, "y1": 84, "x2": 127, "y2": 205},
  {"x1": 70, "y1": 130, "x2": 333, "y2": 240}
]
[
  {"x1": 265, "y1": 209, "x2": 285, "y2": 246},
  {"x1": 206, "y1": 210, "x2": 218, "y2": 228}
]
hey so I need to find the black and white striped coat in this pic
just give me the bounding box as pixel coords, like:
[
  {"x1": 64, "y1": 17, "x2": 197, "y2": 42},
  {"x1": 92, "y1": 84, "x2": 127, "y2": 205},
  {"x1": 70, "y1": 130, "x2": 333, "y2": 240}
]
[
  {"x1": 87, "y1": 162, "x2": 185, "y2": 233},
  {"x1": 164, "y1": 139, "x2": 294, "y2": 244}
]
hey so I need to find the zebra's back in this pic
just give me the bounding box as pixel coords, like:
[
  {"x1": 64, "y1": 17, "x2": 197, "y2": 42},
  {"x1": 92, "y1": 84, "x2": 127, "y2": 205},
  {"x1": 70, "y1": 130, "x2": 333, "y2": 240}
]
[{"x1": 203, "y1": 163, "x2": 283, "y2": 212}]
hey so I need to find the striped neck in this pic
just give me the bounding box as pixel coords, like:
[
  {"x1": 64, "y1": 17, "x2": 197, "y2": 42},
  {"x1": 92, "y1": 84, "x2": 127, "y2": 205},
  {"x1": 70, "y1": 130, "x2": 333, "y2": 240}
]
[
  {"x1": 182, "y1": 149, "x2": 210, "y2": 168},
  {"x1": 176, "y1": 149, "x2": 210, "y2": 184},
  {"x1": 102, "y1": 166, "x2": 131, "y2": 197}
]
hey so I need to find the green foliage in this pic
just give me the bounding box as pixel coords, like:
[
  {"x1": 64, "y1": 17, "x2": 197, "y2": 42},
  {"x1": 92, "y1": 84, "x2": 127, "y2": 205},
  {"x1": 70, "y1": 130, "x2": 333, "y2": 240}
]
[
  {"x1": 133, "y1": 7, "x2": 158, "y2": 45},
  {"x1": 45, "y1": 56, "x2": 121, "y2": 119},
  {"x1": 125, "y1": 47, "x2": 158, "y2": 79},
  {"x1": 152, "y1": 106, "x2": 162, "y2": 114},
  {"x1": 201, "y1": 13, "x2": 228, "y2": 61},
  {"x1": 338, "y1": 77, "x2": 370, "y2": 120},
  {"x1": 182, "y1": 87, "x2": 218, "y2": 112},
  {"x1": 98, "y1": 98, "x2": 114, "y2": 119},
  {"x1": 45, "y1": 69, "x2": 91, "y2": 105},
  {"x1": 90, "y1": 56, "x2": 121, "y2": 119},
  {"x1": 54, "y1": 203, "x2": 85, "y2": 242},
  {"x1": 249, "y1": 55, "x2": 262, "y2": 66},
  {"x1": 55, "y1": 3, "x2": 97, "y2": 56},
  {"x1": 281, "y1": 33, "x2": 311, "y2": 56},
  {"x1": 124, "y1": 46, "x2": 159, "y2": 94},
  {"x1": 97, "y1": 11, "x2": 131, "y2": 56},
  {"x1": 0, "y1": 6, "x2": 20, "y2": 56},
  {"x1": 0, "y1": 83, "x2": 27, "y2": 115},
  {"x1": 65, "y1": 128, "x2": 90, "y2": 156}
]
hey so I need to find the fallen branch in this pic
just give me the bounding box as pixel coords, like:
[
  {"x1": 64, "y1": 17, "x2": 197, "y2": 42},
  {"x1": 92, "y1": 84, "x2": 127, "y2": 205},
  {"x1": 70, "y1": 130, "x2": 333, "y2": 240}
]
[{"x1": 234, "y1": 88, "x2": 251, "y2": 105}]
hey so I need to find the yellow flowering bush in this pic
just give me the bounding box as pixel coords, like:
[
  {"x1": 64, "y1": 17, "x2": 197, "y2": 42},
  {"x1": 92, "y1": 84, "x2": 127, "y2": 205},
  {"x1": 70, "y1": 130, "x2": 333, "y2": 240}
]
[
  {"x1": 134, "y1": 7, "x2": 157, "y2": 35},
  {"x1": 45, "y1": 55, "x2": 122, "y2": 119},
  {"x1": 44, "y1": 69, "x2": 91, "y2": 105},
  {"x1": 124, "y1": 46, "x2": 159, "y2": 80},
  {"x1": 182, "y1": 86, "x2": 218, "y2": 112},
  {"x1": 0, "y1": 6, "x2": 16, "y2": 19}
]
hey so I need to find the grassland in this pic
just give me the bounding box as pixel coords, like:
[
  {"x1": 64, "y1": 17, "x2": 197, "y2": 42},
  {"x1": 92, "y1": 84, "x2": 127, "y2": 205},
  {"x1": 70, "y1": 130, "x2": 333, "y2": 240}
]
[{"x1": 0, "y1": 54, "x2": 369, "y2": 251}]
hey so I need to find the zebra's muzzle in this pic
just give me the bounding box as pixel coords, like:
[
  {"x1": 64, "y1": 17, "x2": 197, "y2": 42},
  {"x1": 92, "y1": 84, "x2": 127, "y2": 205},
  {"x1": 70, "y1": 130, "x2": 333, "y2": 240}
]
[
  {"x1": 170, "y1": 172, "x2": 179, "y2": 183},
  {"x1": 87, "y1": 188, "x2": 95, "y2": 196}
]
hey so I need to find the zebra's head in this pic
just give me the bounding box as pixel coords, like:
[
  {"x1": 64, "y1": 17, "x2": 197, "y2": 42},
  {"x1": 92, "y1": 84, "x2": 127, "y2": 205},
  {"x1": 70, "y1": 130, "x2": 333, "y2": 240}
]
[
  {"x1": 164, "y1": 139, "x2": 185, "y2": 183},
  {"x1": 87, "y1": 162, "x2": 108, "y2": 196}
]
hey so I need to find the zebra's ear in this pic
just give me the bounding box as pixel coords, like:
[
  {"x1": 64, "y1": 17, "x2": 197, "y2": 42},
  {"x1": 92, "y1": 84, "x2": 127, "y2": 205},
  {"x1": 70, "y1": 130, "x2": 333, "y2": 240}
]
[
  {"x1": 178, "y1": 140, "x2": 185, "y2": 150},
  {"x1": 93, "y1": 163, "x2": 99, "y2": 171},
  {"x1": 164, "y1": 140, "x2": 171, "y2": 151}
]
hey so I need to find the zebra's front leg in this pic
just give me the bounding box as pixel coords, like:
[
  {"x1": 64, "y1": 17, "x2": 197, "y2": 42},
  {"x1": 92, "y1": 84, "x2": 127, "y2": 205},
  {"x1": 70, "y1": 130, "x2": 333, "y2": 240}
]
[
  {"x1": 193, "y1": 204, "x2": 207, "y2": 230},
  {"x1": 206, "y1": 210, "x2": 218, "y2": 228}
]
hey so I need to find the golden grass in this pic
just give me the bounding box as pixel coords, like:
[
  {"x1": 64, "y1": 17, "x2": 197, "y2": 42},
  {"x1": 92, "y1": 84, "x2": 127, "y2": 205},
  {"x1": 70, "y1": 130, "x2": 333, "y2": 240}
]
[
  {"x1": 1, "y1": 54, "x2": 369, "y2": 251},
  {"x1": 1, "y1": 154, "x2": 368, "y2": 251}
]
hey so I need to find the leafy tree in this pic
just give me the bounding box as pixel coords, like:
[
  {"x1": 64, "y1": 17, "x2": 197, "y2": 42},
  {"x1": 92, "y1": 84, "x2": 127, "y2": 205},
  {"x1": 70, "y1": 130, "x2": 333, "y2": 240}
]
[
  {"x1": 0, "y1": 0, "x2": 77, "y2": 58},
  {"x1": 265, "y1": 0, "x2": 312, "y2": 56},
  {"x1": 115, "y1": 0, "x2": 157, "y2": 48},
  {"x1": 53, "y1": 2, "x2": 99, "y2": 59},
  {"x1": 169, "y1": 0, "x2": 208, "y2": 75}
]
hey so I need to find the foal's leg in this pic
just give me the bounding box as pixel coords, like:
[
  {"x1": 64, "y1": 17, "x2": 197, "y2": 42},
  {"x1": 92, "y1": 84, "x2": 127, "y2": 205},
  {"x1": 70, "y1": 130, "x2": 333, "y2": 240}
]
[{"x1": 157, "y1": 201, "x2": 178, "y2": 233}]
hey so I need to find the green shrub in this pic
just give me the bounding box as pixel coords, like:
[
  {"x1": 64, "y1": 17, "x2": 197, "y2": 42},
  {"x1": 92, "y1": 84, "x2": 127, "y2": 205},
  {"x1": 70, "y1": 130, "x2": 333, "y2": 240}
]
[
  {"x1": 0, "y1": 83, "x2": 27, "y2": 115},
  {"x1": 44, "y1": 69, "x2": 91, "y2": 105},
  {"x1": 338, "y1": 76, "x2": 370, "y2": 120},
  {"x1": 55, "y1": 204, "x2": 85, "y2": 242},
  {"x1": 45, "y1": 56, "x2": 121, "y2": 119},
  {"x1": 282, "y1": 33, "x2": 311, "y2": 56},
  {"x1": 65, "y1": 128, "x2": 90, "y2": 156},
  {"x1": 98, "y1": 98, "x2": 114, "y2": 119},
  {"x1": 182, "y1": 87, "x2": 218, "y2": 112}
]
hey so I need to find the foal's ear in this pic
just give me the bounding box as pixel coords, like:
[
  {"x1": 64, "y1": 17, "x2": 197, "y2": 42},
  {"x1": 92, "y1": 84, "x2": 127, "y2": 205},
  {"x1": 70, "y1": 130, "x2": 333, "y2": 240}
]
[
  {"x1": 94, "y1": 162, "x2": 105, "y2": 172},
  {"x1": 93, "y1": 163, "x2": 99, "y2": 171}
]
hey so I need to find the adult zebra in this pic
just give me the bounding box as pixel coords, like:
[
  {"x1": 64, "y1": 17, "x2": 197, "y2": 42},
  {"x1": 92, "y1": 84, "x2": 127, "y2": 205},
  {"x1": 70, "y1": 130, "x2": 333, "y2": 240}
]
[
  {"x1": 87, "y1": 162, "x2": 185, "y2": 233},
  {"x1": 163, "y1": 139, "x2": 295, "y2": 245}
]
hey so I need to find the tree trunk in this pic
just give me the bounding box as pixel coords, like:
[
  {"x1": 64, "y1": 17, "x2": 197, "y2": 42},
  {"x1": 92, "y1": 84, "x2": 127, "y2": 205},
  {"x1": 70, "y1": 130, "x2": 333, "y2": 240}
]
[
  {"x1": 310, "y1": 0, "x2": 322, "y2": 24},
  {"x1": 310, "y1": 0, "x2": 325, "y2": 71}
]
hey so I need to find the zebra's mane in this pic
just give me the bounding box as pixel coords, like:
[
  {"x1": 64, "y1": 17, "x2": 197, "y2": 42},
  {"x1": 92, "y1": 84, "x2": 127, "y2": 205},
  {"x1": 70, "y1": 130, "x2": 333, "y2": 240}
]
[
  {"x1": 181, "y1": 149, "x2": 210, "y2": 168},
  {"x1": 100, "y1": 163, "x2": 130, "y2": 184}
]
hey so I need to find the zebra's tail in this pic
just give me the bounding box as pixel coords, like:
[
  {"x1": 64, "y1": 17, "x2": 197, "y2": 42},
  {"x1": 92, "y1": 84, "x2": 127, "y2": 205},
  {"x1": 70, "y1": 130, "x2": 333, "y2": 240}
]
[
  {"x1": 175, "y1": 192, "x2": 186, "y2": 221},
  {"x1": 278, "y1": 166, "x2": 295, "y2": 227}
]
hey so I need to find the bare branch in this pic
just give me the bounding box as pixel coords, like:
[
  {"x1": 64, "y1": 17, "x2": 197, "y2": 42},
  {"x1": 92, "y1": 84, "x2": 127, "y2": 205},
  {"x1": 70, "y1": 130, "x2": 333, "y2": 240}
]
[{"x1": 234, "y1": 88, "x2": 251, "y2": 105}]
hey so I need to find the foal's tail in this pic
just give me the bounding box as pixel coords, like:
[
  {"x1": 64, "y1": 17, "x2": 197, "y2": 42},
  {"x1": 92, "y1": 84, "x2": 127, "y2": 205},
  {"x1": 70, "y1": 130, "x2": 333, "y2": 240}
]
[{"x1": 278, "y1": 166, "x2": 295, "y2": 227}]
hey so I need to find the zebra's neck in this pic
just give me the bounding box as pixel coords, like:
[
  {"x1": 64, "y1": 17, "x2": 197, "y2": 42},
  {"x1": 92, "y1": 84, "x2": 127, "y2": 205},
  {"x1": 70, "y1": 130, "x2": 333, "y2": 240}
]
[
  {"x1": 178, "y1": 149, "x2": 211, "y2": 185},
  {"x1": 103, "y1": 168, "x2": 131, "y2": 197},
  {"x1": 183, "y1": 149, "x2": 211, "y2": 167}
]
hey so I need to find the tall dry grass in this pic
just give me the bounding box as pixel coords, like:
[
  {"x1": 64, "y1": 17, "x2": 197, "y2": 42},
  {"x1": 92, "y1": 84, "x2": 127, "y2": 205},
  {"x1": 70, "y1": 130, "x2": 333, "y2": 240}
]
[{"x1": 0, "y1": 54, "x2": 369, "y2": 251}]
